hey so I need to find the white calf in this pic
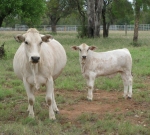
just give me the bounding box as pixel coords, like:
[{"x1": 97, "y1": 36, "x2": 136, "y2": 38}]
[{"x1": 72, "y1": 43, "x2": 133, "y2": 100}]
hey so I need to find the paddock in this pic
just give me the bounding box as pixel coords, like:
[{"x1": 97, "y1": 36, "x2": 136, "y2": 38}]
[{"x1": 0, "y1": 30, "x2": 150, "y2": 134}]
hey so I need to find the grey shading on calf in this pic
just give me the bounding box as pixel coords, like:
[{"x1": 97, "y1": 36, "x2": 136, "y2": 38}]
[{"x1": 72, "y1": 43, "x2": 133, "y2": 100}]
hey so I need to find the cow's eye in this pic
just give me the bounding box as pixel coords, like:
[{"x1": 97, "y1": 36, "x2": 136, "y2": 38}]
[
  {"x1": 79, "y1": 49, "x2": 81, "y2": 51},
  {"x1": 25, "y1": 41, "x2": 28, "y2": 45}
]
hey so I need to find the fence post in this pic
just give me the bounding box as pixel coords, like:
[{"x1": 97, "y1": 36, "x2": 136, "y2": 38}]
[{"x1": 125, "y1": 23, "x2": 127, "y2": 36}]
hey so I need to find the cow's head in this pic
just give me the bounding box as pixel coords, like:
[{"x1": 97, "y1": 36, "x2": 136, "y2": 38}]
[
  {"x1": 14, "y1": 28, "x2": 53, "y2": 64},
  {"x1": 72, "y1": 43, "x2": 96, "y2": 60}
]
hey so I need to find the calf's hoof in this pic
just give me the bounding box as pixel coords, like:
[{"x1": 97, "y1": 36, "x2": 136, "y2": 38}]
[
  {"x1": 87, "y1": 97, "x2": 92, "y2": 101},
  {"x1": 29, "y1": 113, "x2": 35, "y2": 118}
]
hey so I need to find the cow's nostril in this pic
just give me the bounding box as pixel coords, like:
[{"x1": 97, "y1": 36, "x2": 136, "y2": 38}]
[
  {"x1": 31, "y1": 56, "x2": 40, "y2": 63},
  {"x1": 82, "y1": 56, "x2": 86, "y2": 59}
]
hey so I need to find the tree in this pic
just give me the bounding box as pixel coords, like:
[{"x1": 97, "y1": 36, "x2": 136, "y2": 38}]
[
  {"x1": 71, "y1": 0, "x2": 88, "y2": 38},
  {"x1": 102, "y1": 0, "x2": 112, "y2": 38},
  {"x1": 0, "y1": 0, "x2": 46, "y2": 27},
  {"x1": 0, "y1": 0, "x2": 21, "y2": 27},
  {"x1": 20, "y1": 0, "x2": 46, "y2": 26},
  {"x1": 133, "y1": 0, "x2": 150, "y2": 44},
  {"x1": 102, "y1": 0, "x2": 133, "y2": 38},
  {"x1": 46, "y1": 0, "x2": 75, "y2": 33},
  {"x1": 87, "y1": 0, "x2": 103, "y2": 38}
]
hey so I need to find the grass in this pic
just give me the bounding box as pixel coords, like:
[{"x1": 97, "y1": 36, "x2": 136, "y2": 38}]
[{"x1": 0, "y1": 30, "x2": 150, "y2": 134}]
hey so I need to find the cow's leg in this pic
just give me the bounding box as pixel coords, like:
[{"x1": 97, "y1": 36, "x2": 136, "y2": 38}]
[
  {"x1": 86, "y1": 72, "x2": 96, "y2": 101},
  {"x1": 46, "y1": 76, "x2": 55, "y2": 120},
  {"x1": 52, "y1": 91, "x2": 59, "y2": 113},
  {"x1": 23, "y1": 78, "x2": 35, "y2": 118}
]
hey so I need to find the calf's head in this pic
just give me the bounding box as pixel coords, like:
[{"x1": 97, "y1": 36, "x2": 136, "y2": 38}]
[
  {"x1": 72, "y1": 43, "x2": 96, "y2": 60},
  {"x1": 14, "y1": 28, "x2": 52, "y2": 64}
]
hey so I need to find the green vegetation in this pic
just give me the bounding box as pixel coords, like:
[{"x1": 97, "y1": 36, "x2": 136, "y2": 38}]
[{"x1": 0, "y1": 31, "x2": 150, "y2": 134}]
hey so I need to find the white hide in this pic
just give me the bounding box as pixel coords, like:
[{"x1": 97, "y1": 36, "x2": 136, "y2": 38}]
[
  {"x1": 13, "y1": 28, "x2": 67, "y2": 119},
  {"x1": 72, "y1": 43, "x2": 133, "y2": 100}
]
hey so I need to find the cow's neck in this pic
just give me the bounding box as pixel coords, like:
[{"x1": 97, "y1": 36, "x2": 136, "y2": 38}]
[{"x1": 31, "y1": 63, "x2": 40, "y2": 90}]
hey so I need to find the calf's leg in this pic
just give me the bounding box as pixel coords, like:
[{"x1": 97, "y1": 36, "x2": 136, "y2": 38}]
[
  {"x1": 128, "y1": 74, "x2": 133, "y2": 98},
  {"x1": 121, "y1": 72, "x2": 133, "y2": 98},
  {"x1": 86, "y1": 73, "x2": 96, "y2": 101}
]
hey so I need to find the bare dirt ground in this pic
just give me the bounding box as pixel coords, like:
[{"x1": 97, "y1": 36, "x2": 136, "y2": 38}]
[{"x1": 42, "y1": 89, "x2": 149, "y2": 126}]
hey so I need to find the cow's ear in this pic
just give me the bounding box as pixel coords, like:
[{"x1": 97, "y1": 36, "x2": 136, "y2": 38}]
[
  {"x1": 72, "y1": 46, "x2": 79, "y2": 50},
  {"x1": 41, "y1": 35, "x2": 53, "y2": 42},
  {"x1": 89, "y1": 46, "x2": 97, "y2": 50},
  {"x1": 14, "y1": 34, "x2": 25, "y2": 42}
]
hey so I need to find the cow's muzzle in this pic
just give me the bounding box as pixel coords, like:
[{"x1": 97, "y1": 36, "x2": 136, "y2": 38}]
[{"x1": 31, "y1": 56, "x2": 40, "y2": 63}]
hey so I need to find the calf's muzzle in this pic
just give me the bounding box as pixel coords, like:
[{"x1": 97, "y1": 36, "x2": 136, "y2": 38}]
[{"x1": 82, "y1": 56, "x2": 87, "y2": 59}]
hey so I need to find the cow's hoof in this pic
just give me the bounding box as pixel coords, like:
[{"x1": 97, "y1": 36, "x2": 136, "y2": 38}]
[
  {"x1": 55, "y1": 111, "x2": 59, "y2": 114},
  {"x1": 127, "y1": 96, "x2": 132, "y2": 99}
]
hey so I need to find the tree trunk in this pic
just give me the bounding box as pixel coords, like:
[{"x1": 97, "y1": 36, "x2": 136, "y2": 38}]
[
  {"x1": 102, "y1": 0, "x2": 110, "y2": 38},
  {"x1": 133, "y1": 1, "x2": 140, "y2": 43},
  {"x1": 94, "y1": 0, "x2": 103, "y2": 38},
  {"x1": 102, "y1": 2, "x2": 107, "y2": 38},
  {"x1": 50, "y1": 16, "x2": 60, "y2": 33},
  {"x1": 133, "y1": 18, "x2": 139, "y2": 42},
  {"x1": 51, "y1": 22, "x2": 57, "y2": 33},
  {"x1": 87, "y1": 0, "x2": 95, "y2": 38},
  {"x1": 0, "y1": 16, "x2": 4, "y2": 27},
  {"x1": 87, "y1": 0, "x2": 103, "y2": 38}
]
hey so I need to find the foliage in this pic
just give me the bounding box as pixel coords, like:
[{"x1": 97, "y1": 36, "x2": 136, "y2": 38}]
[
  {"x1": 46, "y1": 0, "x2": 76, "y2": 32},
  {"x1": 77, "y1": 25, "x2": 88, "y2": 38},
  {"x1": 0, "y1": 0, "x2": 46, "y2": 27},
  {"x1": 107, "y1": 0, "x2": 133, "y2": 25},
  {"x1": 0, "y1": 0, "x2": 22, "y2": 26},
  {"x1": 72, "y1": 0, "x2": 88, "y2": 38},
  {"x1": 132, "y1": 0, "x2": 150, "y2": 43},
  {"x1": 20, "y1": 0, "x2": 46, "y2": 26}
]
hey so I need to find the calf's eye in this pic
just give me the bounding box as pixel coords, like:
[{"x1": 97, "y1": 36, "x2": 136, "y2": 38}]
[{"x1": 25, "y1": 41, "x2": 28, "y2": 45}]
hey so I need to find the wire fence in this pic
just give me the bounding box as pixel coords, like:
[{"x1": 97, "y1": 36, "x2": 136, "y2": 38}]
[
  {"x1": 0, "y1": 29, "x2": 150, "y2": 98},
  {"x1": 1, "y1": 24, "x2": 150, "y2": 32}
]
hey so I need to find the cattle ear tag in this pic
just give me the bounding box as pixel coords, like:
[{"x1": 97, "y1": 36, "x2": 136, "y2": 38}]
[{"x1": 14, "y1": 34, "x2": 25, "y2": 43}]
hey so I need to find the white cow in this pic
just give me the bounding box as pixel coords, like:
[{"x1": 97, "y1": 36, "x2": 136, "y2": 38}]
[
  {"x1": 72, "y1": 43, "x2": 133, "y2": 100},
  {"x1": 13, "y1": 28, "x2": 67, "y2": 119}
]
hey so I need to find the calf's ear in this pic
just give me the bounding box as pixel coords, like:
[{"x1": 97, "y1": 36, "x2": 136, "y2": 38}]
[
  {"x1": 72, "y1": 46, "x2": 79, "y2": 50},
  {"x1": 41, "y1": 35, "x2": 53, "y2": 42},
  {"x1": 89, "y1": 46, "x2": 97, "y2": 50},
  {"x1": 14, "y1": 34, "x2": 25, "y2": 42}
]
